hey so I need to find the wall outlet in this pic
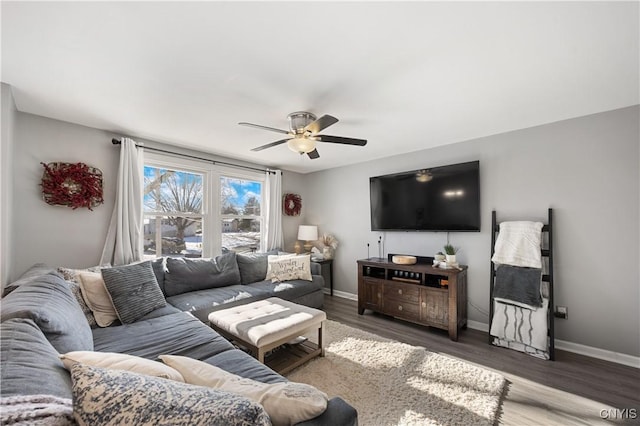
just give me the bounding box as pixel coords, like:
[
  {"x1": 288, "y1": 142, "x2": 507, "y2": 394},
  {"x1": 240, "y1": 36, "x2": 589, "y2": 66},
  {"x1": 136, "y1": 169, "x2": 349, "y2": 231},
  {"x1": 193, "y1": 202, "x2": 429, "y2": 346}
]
[{"x1": 554, "y1": 306, "x2": 568, "y2": 319}]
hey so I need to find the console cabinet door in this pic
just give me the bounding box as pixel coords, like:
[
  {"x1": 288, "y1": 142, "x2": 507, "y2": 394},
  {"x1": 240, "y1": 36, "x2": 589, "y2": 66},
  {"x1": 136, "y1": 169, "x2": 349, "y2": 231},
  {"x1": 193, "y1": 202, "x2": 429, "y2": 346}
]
[
  {"x1": 362, "y1": 278, "x2": 383, "y2": 310},
  {"x1": 421, "y1": 288, "x2": 449, "y2": 327}
]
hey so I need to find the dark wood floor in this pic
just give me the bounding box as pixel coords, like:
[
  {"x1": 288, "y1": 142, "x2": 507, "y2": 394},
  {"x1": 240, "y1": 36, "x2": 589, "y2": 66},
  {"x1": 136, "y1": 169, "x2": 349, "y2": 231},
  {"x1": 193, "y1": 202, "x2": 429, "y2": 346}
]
[{"x1": 322, "y1": 295, "x2": 640, "y2": 425}]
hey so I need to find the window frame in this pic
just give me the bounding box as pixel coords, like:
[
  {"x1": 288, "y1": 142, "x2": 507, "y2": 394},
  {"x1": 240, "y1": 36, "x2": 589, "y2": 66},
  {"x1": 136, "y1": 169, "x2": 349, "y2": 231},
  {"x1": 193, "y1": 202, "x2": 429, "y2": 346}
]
[
  {"x1": 215, "y1": 167, "x2": 266, "y2": 253},
  {"x1": 143, "y1": 153, "x2": 213, "y2": 259},
  {"x1": 142, "y1": 153, "x2": 267, "y2": 257}
]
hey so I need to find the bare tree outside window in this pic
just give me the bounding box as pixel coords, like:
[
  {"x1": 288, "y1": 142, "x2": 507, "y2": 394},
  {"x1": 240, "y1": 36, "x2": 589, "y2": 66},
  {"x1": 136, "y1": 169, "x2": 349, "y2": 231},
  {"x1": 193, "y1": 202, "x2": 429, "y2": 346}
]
[{"x1": 144, "y1": 166, "x2": 204, "y2": 258}]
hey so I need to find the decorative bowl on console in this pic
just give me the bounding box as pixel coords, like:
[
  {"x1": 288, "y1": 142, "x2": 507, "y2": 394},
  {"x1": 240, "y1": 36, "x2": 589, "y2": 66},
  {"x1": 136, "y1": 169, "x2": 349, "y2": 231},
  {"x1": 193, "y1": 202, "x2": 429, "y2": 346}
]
[{"x1": 391, "y1": 255, "x2": 417, "y2": 265}]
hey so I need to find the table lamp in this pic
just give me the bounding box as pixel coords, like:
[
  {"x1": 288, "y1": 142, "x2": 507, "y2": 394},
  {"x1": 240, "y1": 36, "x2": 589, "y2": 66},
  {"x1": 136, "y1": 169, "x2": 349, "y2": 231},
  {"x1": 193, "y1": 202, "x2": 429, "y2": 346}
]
[{"x1": 297, "y1": 225, "x2": 318, "y2": 253}]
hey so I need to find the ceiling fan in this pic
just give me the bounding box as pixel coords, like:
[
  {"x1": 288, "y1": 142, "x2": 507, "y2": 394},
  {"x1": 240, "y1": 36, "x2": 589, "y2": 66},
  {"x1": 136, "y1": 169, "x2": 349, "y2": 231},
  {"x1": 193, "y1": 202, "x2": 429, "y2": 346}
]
[{"x1": 239, "y1": 111, "x2": 367, "y2": 159}]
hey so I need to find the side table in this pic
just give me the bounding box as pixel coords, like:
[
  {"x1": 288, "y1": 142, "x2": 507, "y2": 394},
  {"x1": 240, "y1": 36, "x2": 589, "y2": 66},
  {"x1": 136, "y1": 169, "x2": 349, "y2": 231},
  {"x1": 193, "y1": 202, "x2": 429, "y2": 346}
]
[{"x1": 315, "y1": 258, "x2": 334, "y2": 296}]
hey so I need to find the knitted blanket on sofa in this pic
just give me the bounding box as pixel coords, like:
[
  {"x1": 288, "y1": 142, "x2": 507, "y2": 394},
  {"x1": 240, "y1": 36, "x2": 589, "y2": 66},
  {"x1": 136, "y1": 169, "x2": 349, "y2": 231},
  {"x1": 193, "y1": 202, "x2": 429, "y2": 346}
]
[{"x1": 0, "y1": 395, "x2": 74, "y2": 425}]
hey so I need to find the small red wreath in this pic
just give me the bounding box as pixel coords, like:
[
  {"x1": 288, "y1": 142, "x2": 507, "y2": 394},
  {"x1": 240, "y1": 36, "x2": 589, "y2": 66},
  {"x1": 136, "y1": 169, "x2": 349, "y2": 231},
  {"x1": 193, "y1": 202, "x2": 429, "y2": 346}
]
[
  {"x1": 41, "y1": 162, "x2": 104, "y2": 210},
  {"x1": 283, "y1": 193, "x2": 302, "y2": 216}
]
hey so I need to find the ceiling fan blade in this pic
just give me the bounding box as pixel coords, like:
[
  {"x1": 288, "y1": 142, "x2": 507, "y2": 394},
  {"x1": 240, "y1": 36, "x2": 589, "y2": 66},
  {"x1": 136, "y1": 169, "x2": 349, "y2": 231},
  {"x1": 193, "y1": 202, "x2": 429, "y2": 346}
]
[
  {"x1": 307, "y1": 149, "x2": 320, "y2": 159},
  {"x1": 315, "y1": 134, "x2": 367, "y2": 146},
  {"x1": 250, "y1": 138, "x2": 292, "y2": 152},
  {"x1": 239, "y1": 122, "x2": 290, "y2": 135},
  {"x1": 304, "y1": 115, "x2": 339, "y2": 134}
]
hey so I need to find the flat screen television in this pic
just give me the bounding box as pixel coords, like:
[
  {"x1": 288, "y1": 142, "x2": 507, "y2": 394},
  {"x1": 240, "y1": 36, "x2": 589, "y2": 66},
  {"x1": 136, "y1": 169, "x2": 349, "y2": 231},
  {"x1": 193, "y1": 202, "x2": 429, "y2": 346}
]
[{"x1": 370, "y1": 160, "x2": 480, "y2": 232}]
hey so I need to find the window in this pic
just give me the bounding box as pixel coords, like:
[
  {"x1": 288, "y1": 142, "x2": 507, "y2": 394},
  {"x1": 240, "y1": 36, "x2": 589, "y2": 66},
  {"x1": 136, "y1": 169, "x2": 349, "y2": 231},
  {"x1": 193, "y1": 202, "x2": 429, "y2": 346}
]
[
  {"x1": 220, "y1": 175, "x2": 263, "y2": 254},
  {"x1": 142, "y1": 153, "x2": 267, "y2": 258},
  {"x1": 143, "y1": 164, "x2": 206, "y2": 259}
]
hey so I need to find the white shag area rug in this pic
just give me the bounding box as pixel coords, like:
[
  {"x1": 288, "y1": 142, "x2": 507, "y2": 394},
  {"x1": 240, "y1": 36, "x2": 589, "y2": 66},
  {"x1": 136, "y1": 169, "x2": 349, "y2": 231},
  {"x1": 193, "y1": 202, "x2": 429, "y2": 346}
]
[{"x1": 286, "y1": 320, "x2": 506, "y2": 426}]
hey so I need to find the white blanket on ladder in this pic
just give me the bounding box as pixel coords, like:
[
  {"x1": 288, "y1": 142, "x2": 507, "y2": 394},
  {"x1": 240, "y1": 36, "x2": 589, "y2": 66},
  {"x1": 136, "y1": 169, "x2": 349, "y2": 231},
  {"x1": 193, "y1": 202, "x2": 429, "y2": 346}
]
[
  {"x1": 491, "y1": 221, "x2": 543, "y2": 268},
  {"x1": 490, "y1": 298, "x2": 549, "y2": 359}
]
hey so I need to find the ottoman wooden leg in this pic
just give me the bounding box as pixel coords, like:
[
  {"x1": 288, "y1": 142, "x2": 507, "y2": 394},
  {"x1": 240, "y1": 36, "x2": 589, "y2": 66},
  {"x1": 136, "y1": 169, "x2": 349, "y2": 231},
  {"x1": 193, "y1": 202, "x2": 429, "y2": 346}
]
[{"x1": 257, "y1": 346, "x2": 266, "y2": 364}]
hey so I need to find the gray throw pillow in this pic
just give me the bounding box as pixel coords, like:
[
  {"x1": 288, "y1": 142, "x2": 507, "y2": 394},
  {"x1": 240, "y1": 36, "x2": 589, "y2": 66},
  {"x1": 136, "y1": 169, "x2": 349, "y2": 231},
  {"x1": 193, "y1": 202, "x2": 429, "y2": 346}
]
[
  {"x1": 237, "y1": 250, "x2": 279, "y2": 285},
  {"x1": 101, "y1": 261, "x2": 166, "y2": 324},
  {"x1": 163, "y1": 253, "x2": 241, "y2": 297},
  {"x1": 0, "y1": 318, "x2": 73, "y2": 399},
  {"x1": 70, "y1": 364, "x2": 271, "y2": 426},
  {"x1": 0, "y1": 272, "x2": 94, "y2": 353}
]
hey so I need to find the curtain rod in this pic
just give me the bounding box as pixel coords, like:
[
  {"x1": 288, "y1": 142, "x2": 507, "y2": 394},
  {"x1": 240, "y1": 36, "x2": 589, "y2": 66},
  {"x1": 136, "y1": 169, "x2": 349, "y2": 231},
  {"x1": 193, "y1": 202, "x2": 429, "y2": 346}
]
[{"x1": 111, "y1": 138, "x2": 276, "y2": 175}]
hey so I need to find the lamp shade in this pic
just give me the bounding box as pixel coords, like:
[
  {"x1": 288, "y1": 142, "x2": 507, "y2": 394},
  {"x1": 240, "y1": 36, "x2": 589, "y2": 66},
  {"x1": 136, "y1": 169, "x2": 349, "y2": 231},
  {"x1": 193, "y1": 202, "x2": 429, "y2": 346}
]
[{"x1": 297, "y1": 225, "x2": 318, "y2": 241}]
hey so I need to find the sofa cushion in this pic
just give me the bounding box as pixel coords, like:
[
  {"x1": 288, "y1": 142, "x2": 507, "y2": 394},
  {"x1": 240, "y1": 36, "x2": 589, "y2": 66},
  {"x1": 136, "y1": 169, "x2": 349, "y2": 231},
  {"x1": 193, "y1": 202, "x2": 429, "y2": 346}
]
[
  {"x1": 203, "y1": 348, "x2": 286, "y2": 384},
  {"x1": 137, "y1": 303, "x2": 182, "y2": 320},
  {"x1": 237, "y1": 250, "x2": 278, "y2": 285},
  {"x1": 164, "y1": 253, "x2": 241, "y2": 297},
  {"x1": 92, "y1": 312, "x2": 234, "y2": 361},
  {"x1": 161, "y1": 354, "x2": 328, "y2": 426},
  {"x1": 166, "y1": 284, "x2": 272, "y2": 312},
  {"x1": 77, "y1": 272, "x2": 119, "y2": 327},
  {"x1": 2, "y1": 263, "x2": 54, "y2": 296},
  {"x1": 70, "y1": 364, "x2": 271, "y2": 426},
  {"x1": 1, "y1": 271, "x2": 93, "y2": 353},
  {"x1": 101, "y1": 261, "x2": 166, "y2": 324},
  {"x1": 266, "y1": 254, "x2": 312, "y2": 282},
  {"x1": 247, "y1": 276, "x2": 324, "y2": 302},
  {"x1": 60, "y1": 351, "x2": 184, "y2": 382},
  {"x1": 171, "y1": 275, "x2": 324, "y2": 322},
  {"x1": 0, "y1": 319, "x2": 73, "y2": 399}
]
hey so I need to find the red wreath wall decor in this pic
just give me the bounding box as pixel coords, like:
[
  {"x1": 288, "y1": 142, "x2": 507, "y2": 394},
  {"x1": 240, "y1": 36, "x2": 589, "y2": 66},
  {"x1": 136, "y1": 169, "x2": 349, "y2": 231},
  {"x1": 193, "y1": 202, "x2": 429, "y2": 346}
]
[
  {"x1": 283, "y1": 193, "x2": 302, "y2": 216},
  {"x1": 40, "y1": 162, "x2": 104, "y2": 210}
]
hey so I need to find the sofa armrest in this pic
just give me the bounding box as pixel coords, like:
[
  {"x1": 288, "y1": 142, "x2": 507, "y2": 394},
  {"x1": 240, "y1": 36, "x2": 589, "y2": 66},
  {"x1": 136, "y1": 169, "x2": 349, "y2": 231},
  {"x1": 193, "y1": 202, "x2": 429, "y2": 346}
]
[{"x1": 310, "y1": 262, "x2": 321, "y2": 276}]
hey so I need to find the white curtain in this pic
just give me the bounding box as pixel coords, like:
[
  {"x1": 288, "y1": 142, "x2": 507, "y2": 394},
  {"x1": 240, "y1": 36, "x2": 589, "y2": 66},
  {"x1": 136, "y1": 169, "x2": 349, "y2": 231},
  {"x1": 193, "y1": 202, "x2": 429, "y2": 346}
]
[
  {"x1": 100, "y1": 138, "x2": 143, "y2": 266},
  {"x1": 264, "y1": 170, "x2": 284, "y2": 251}
]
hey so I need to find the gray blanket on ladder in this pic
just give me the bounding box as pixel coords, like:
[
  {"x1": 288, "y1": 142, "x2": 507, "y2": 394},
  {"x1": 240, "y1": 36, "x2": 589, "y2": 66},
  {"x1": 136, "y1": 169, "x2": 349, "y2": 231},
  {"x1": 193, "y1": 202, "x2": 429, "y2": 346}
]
[{"x1": 493, "y1": 264, "x2": 542, "y2": 309}]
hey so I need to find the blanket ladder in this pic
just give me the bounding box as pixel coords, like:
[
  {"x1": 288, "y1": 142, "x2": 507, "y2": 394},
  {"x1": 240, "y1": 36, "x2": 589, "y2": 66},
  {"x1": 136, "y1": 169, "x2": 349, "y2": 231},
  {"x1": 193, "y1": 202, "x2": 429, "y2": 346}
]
[{"x1": 489, "y1": 208, "x2": 555, "y2": 360}]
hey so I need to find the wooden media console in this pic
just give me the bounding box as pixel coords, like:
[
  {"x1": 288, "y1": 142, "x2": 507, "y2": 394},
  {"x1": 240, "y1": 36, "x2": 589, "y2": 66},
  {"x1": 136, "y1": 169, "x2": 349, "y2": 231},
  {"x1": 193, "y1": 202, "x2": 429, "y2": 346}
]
[{"x1": 357, "y1": 257, "x2": 467, "y2": 341}]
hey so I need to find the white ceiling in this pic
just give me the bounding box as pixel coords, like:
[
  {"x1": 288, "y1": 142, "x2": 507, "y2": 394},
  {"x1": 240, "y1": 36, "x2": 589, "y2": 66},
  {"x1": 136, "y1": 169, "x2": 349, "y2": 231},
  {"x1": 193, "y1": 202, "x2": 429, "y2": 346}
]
[{"x1": 2, "y1": 1, "x2": 638, "y2": 174}]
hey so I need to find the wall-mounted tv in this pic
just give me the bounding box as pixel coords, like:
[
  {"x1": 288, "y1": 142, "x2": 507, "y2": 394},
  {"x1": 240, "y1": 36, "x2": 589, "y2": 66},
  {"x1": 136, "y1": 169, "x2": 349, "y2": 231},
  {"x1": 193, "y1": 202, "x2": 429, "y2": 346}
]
[{"x1": 370, "y1": 160, "x2": 480, "y2": 232}]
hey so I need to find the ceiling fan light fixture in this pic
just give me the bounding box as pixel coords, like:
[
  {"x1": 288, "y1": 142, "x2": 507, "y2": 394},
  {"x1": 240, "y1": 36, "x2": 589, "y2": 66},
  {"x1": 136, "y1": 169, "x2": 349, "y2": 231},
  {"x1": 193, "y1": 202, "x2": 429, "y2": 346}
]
[
  {"x1": 287, "y1": 136, "x2": 316, "y2": 154},
  {"x1": 416, "y1": 170, "x2": 433, "y2": 183}
]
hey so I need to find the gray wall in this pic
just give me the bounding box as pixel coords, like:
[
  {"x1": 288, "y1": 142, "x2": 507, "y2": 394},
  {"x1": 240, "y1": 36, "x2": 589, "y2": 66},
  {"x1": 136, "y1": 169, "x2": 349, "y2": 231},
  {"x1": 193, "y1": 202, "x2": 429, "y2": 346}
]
[
  {"x1": 302, "y1": 106, "x2": 639, "y2": 357},
  {"x1": 11, "y1": 112, "x2": 120, "y2": 279},
  {"x1": 282, "y1": 171, "x2": 309, "y2": 253},
  {"x1": 1, "y1": 84, "x2": 17, "y2": 288}
]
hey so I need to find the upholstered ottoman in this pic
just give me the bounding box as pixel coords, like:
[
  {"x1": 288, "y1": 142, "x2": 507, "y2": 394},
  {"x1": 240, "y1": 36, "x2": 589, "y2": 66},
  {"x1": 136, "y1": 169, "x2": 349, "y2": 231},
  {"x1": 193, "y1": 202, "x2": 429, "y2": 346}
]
[{"x1": 208, "y1": 297, "x2": 326, "y2": 374}]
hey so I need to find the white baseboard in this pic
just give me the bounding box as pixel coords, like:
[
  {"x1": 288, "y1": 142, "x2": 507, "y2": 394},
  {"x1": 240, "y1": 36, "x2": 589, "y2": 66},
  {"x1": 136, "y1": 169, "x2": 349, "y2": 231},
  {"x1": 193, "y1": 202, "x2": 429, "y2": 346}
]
[
  {"x1": 328, "y1": 292, "x2": 640, "y2": 368},
  {"x1": 467, "y1": 320, "x2": 489, "y2": 332},
  {"x1": 466, "y1": 320, "x2": 640, "y2": 368},
  {"x1": 554, "y1": 340, "x2": 640, "y2": 368}
]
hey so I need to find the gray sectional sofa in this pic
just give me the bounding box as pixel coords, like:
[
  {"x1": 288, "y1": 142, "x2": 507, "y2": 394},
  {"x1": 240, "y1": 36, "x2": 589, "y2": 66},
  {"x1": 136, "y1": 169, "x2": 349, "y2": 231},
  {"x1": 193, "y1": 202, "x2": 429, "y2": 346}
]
[{"x1": 0, "y1": 252, "x2": 357, "y2": 425}]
